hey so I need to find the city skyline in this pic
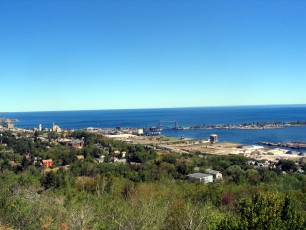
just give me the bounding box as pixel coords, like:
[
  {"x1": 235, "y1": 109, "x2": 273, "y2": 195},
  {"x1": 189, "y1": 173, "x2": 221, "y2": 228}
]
[{"x1": 1, "y1": 0, "x2": 306, "y2": 112}]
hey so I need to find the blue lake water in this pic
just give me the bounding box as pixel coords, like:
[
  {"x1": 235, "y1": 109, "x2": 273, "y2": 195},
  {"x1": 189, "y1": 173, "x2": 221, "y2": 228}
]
[{"x1": 3, "y1": 105, "x2": 306, "y2": 145}]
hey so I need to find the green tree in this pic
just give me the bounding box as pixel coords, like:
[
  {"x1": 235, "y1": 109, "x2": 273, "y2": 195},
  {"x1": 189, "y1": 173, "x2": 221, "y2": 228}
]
[
  {"x1": 227, "y1": 165, "x2": 245, "y2": 184},
  {"x1": 239, "y1": 192, "x2": 283, "y2": 229},
  {"x1": 278, "y1": 160, "x2": 297, "y2": 172},
  {"x1": 246, "y1": 169, "x2": 260, "y2": 185}
]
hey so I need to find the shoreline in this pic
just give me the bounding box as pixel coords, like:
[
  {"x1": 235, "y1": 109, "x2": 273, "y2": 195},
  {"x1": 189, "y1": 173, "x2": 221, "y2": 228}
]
[{"x1": 1, "y1": 124, "x2": 305, "y2": 162}]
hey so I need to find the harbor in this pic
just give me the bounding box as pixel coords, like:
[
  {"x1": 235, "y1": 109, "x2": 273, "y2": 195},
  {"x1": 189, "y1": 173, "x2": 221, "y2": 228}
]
[{"x1": 1, "y1": 106, "x2": 306, "y2": 156}]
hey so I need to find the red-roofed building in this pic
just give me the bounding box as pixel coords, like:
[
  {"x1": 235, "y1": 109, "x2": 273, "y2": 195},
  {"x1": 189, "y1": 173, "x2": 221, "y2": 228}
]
[{"x1": 42, "y1": 159, "x2": 53, "y2": 167}]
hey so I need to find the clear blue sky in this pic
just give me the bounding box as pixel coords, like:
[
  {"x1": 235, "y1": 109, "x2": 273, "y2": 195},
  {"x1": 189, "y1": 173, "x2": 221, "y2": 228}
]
[{"x1": 1, "y1": 0, "x2": 305, "y2": 112}]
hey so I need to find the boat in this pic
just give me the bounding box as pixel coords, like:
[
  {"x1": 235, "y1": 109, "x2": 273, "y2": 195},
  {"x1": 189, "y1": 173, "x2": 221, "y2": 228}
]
[{"x1": 143, "y1": 126, "x2": 162, "y2": 136}]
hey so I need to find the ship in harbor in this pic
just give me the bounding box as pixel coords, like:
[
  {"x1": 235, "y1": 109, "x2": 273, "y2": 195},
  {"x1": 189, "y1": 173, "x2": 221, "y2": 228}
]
[
  {"x1": 143, "y1": 120, "x2": 185, "y2": 136},
  {"x1": 143, "y1": 126, "x2": 162, "y2": 136}
]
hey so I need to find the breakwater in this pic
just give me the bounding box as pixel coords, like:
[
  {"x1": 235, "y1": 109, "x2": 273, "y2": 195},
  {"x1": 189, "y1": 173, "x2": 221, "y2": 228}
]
[
  {"x1": 182, "y1": 121, "x2": 306, "y2": 130},
  {"x1": 258, "y1": 141, "x2": 306, "y2": 150}
]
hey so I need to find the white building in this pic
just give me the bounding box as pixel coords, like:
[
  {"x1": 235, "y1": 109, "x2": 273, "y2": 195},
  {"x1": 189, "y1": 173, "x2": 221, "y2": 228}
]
[
  {"x1": 210, "y1": 134, "x2": 218, "y2": 143},
  {"x1": 52, "y1": 123, "x2": 62, "y2": 133},
  {"x1": 187, "y1": 173, "x2": 213, "y2": 184},
  {"x1": 205, "y1": 169, "x2": 223, "y2": 181},
  {"x1": 7, "y1": 123, "x2": 14, "y2": 129}
]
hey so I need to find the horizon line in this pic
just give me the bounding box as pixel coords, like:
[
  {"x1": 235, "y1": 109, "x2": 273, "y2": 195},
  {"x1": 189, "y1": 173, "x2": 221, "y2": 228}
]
[{"x1": 2, "y1": 103, "x2": 306, "y2": 113}]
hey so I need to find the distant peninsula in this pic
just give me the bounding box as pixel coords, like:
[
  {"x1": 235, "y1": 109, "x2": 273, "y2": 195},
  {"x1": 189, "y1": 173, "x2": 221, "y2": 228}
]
[{"x1": 182, "y1": 121, "x2": 306, "y2": 130}]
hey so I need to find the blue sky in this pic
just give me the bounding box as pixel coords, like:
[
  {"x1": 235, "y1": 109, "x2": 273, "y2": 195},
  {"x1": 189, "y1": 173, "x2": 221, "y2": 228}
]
[{"x1": 0, "y1": 0, "x2": 305, "y2": 112}]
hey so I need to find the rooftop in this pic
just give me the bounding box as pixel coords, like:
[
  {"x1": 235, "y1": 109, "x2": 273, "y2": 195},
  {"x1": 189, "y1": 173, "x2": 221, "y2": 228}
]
[
  {"x1": 206, "y1": 169, "x2": 222, "y2": 175},
  {"x1": 187, "y1": 173, "x2": 212, "y2": 179}
]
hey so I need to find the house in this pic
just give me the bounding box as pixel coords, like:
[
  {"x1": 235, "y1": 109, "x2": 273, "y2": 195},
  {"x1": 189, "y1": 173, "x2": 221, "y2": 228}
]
[
  {"x1": 247, "y1": 161, "x2": 256, "y2": 165},
  {"x1": 96, "y1": 155, "x2": 105, "y2": 163},
  {"x1": 205, "y1": 169, "x2": 223, "y2": 181},
  {"x1": 76, "y1": 155, "x2": 84, "y2": 160},
  {"x1": 115, "y1": 158, "x2": 127, "y2": 164},
  {"x1": 256, "y1": 161, "x2": 270, "y2": 168},
  {"x1": 52, "y1": 123, "x2": 61, "y2": 133},
  {"x1": 7, "y1": 123, "x2": 14, "y2": 129},
  {"x1": 187, "y1": 173, "x2": 213, "y2": 184},
  {"x1": 297, "y1": 167, "x2": 304, "y2": 173},
  {"x1": 193, "y1": 167, "x2": 200, "y2": 172},
  {"x1": 9, "y1": 161, "x2": 18, "y2": 167},
  {"x1": 32, "y1": 157, "x2": 42, "y2": 166},
  {"x1": 113, "y1": 150, "x2": 121, "y2": 157},
  {"x1": 42, "y1": 159, "x2": 53, "y2": 167},
  {"x1": 67, "y1": 139, "x2": 85, "y2": 148}
]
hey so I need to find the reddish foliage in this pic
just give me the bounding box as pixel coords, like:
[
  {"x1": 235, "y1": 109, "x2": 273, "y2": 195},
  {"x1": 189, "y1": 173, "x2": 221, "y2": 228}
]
[{"x1": 222, "y1": 192, "x2": 234, "y2": 206}]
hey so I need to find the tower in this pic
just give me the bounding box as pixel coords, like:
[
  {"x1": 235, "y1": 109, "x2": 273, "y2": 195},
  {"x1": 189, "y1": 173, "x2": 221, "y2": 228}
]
[{"x1": 210, "y1": 134, "x2": 218, "y2": 143}]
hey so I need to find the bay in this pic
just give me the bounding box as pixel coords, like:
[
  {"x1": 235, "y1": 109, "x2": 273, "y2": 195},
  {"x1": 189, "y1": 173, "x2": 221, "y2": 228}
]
[{"x1": 3, "y1": 105, "x2": 306, "y2": 145}]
